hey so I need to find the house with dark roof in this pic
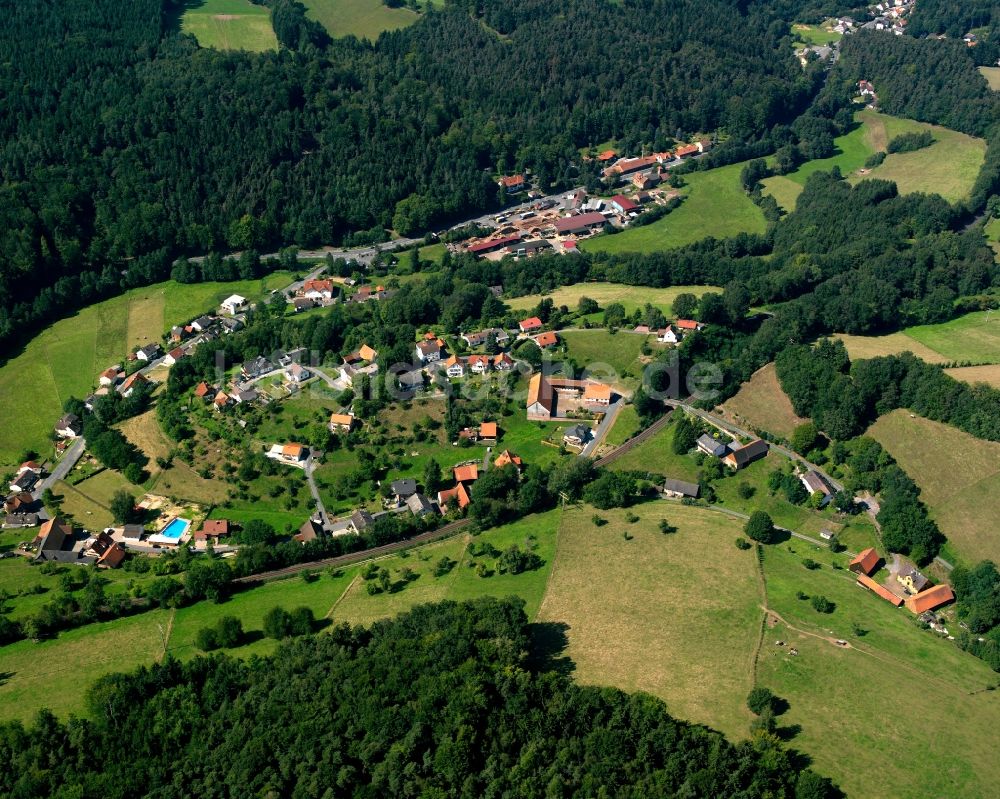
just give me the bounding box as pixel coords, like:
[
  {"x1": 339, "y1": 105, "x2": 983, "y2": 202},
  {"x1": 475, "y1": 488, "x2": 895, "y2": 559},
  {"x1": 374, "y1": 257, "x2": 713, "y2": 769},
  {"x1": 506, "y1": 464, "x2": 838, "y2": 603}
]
[
  {"x1": 662, "y1": 479, "x2": 700, "y2": 499},
  {"x1": 696, "y1": 434, "x2": 727, "y2": 458},
  {"x1": 563, "y1": 424, "x2": 591, "y2": 447},
  {"x1": 349, "y1": 508, "x2": 375, "y2": 533},
  {"x1": 190, "y1": 315, "x2": 215, "y2": 332},
  {"x1": 406, "y1": 492, "x2": 434, "y2": 517},
  {"x1": 391, "y1": 478, "x2": 418, "y2": 501},
  {"x1": 800, "y1": 471, "x2": 831, "y2": 503},
  {"x1": 897, "y1": 567, "x2": 930, "y2": 595},
  {"x1": 553, "y1": 212, "x2": 608, "y2": 236},
  {"x1": 9, "y1": 470, "x2": 39, "y2": 493},
  {"x1": 135, "y1": 343, "x2": 162, "y2": 362},
  {"x1": 121, "y1": 523, "x2": 145, "y2": 541},
  {"x1": 54, "y1": 413, "x2": 82, "y2": 439},
  {"x1": 294, "y1": 518, "x2": 323, "y2": 544},
  {"x1": 34, "y1": 517, "x2": 91, "y2": 564},
  {"x1": 241, "y1": 356, "x2": 275, "y2": 380},
  {"x1": 4, "y1": 513, "x2": 39, "y2": 528}
]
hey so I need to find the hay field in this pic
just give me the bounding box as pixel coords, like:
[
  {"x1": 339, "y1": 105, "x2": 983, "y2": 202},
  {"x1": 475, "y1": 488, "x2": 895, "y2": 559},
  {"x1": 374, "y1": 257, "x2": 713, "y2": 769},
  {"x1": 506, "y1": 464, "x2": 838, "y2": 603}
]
[
  {"x1": 536, "y1": 503, "x2": 762, "y2": 739},
  {"x1": 722, "y1": 363, "x2": 807, "y2": 439},
  {"x1": 181, "y1": 0, "x2": 278, "y2": 51},
  {"x1": 302, "y1": 0, "x2": 419, "y2": 40},
  {"x1": 868, "y1": 410, "x2": 1000, "y2": 564},
  {"x1": 506, "y1": 282, "x2": 720, "y2": 315}
]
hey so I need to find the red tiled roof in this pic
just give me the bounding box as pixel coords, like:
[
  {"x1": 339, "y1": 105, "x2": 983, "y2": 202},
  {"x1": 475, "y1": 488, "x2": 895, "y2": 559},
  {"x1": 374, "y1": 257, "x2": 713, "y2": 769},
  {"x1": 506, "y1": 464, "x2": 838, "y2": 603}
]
[
  {"x1": 200, "y1": 519, "x2": 229, "y2": 536},
  {"x1": 857, "y1": 574, "x2": 904, "y2": 606},
  {"x1": 554, "y1": 212, "x2": 607, "y2": 234},
  {"x1": 905, "y1": 584, "x2": 955, "y2": 614},
  {"x1": 519, "y1": 317, "x2": 543, "y2": 331},
  {"x1": 480, "y1": 422, "x2": 498, "y2": 439},
  {"x1": 849, "y1": 547, "x2": 880, "y2": 576},
  {"x1": 453, "y1": 463, "x2": 479, "y2": 483},
  {"x1": 499, "y1": 175, "x2": 525, "y2": 187},
  {"x1": 675, "y1": 319, "x2": 700, "y2": 330},
  {"x1": 469, "y1": 235, "x2": 521, "y2": 254},
  {"x1": 611, "y1": 194, "x2": 638, "y2": 212}
]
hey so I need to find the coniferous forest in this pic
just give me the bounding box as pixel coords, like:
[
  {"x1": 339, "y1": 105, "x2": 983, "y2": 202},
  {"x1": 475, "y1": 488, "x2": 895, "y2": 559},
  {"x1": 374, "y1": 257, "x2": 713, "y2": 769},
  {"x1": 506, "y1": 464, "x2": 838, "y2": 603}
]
[{"x1": 0, "y1": 598, "x2": 841, "y2": 798}]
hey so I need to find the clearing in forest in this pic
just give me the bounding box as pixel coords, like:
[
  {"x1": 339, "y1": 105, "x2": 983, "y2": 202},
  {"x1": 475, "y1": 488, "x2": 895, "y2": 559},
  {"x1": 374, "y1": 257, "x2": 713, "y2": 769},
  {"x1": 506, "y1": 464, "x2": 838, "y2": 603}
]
[
  {"x1": 301, "y1": 0, "x2": 419, "y2": 40},
  {"x1": 721, "y1": 363, "x2": 807, "y2": 440},
  {"x1": 979, "y1": 66, "x2": 1000, "y2": 92},
  {"x1": 506, "y1": 282, "x2": 720, "y2": 316},
  {"x1": 181, "y1": 0, "x2": 278, "y2": 51}
]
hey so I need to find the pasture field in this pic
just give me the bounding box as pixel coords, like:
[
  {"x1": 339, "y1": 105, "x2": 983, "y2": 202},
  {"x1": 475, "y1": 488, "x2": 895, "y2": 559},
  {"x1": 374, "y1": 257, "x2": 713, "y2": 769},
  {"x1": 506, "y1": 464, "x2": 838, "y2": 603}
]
[
  {"x1": 868, "y1": 410, "x2": 1000, "y2": 565},
  {"x1": 763, "y1": 111, "x2": 986, "y2": 208},
  {"x1": 833, "y1": 331, "x2": 950, "y2": 364},
  {"x1": 581, "y1": 163, "x2": 766, "y2": 254},
  {"x1": 536, "y1": 503, "x2": 762, "y2": 739},
  {"x1": 759, "y1": 542, "x2": 1000, "y2": 799},
  {"x1": 985, "y1": 215, "x2": 1000, "y2": 258},
  {"x1": 790, "y1": 20, "x2": 841, "y2": 45},
  {"x1": 0, "y1": 273, "x2": 294, "y2": 469},
  {"x1": 505, "y1": 282, "x2": 720, "y2": 315},
  {"x1": 559, "y1": 329, "x2": 650, "y2": 388},
  {"x1": 54, "y1": 469, "x2": 136, "y2": 530},
  {"x1": 302, "y1": 0, "x2": 419, "y2": 39},
  {"x1": 721, "y1": 363, "x2": 807, "y2": 439},
  {"x1": 0, "y1": 609, "x2": 171, "y2": 725},
  {"x1": 607, "y1": 416, "x2": 702, "y2": 481},
  {"x1": 904, "y1": 311, "x2": 1000, "y2": 363},
  {"x1": 604, "y1": 404, "x2": 641, "y2": 447},
  {"x1": 944, "y1": 363, "x2": 1000, "y2": 388},
  {"x1": 181, "y1": 0, "x2": 278, "y2": 51},
  {"x1": 980, "y1": 66, "x2": 1000, "y2": 91}
]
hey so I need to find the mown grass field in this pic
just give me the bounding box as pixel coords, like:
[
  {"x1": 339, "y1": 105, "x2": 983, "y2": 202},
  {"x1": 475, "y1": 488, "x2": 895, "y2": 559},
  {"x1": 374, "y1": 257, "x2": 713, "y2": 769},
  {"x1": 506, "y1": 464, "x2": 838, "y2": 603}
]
[
  {"x1": 53, "y1": 469, "x2": 135, "y2": 530},
  {"x1": 506, "y1": 282, "x2": 720, "y2": 315},
  {"x1": 302, "y1": 0, "x2": 419, "y2": 39},
  {"x1": 944, "y1": 364, "x2": 1000, "y2": 388},
  {"x1": 0, "y1": 273, "x2": 293, "y2": 469},
  {"x1": 760, "y1": 542, "x2": 1000, "y2": 799},
  {"x1": 833, "y1": 331, "x2": 950, "y2": 364},
  {"x1": 537, "y1": 503, "x2": 762, "y2": 739},
  {"x1": 790, "y1": 20, "x2": 841, "y2": 45},
  {"x1": 979, "y1": 66, "x2": 1000, "y2": 92},
  {"x1": 763, "y1": 110, "x2": 986, "y2": 209},
  {"x1": 559, "y1": 330, "x2": 650, "y2": 388},
  {"x1": 985, "y1": 215, "x2": 1000, "y2": 258},
  {"x1": 181, "y1": 0, "x2": 278, "y2": 51},
  {"x1": 581, "y1": 162, "x2": 766, "y2": 254},
  {"x1": 604, "y1": 404, "x2": 641, "y2": 447},
  {"x1": 607, "y1": 416, "x2": 702, "y2": 481},
  {"x1": 721, "y1": 363, "x2": 807, "y2": 439},
  {"x1": 868, "y1": 410, "x2": 1000, "y2": 565}
]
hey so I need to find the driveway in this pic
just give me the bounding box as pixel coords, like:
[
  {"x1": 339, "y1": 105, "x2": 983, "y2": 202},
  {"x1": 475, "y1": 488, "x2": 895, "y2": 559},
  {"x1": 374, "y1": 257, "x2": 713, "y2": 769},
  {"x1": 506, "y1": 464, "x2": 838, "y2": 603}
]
[
  {"x1": 35, "y1": 438, "x2": 85, "y2": 498},
  {"x1": 580, "y1": 399, "x2": 624, "y2": 457}
]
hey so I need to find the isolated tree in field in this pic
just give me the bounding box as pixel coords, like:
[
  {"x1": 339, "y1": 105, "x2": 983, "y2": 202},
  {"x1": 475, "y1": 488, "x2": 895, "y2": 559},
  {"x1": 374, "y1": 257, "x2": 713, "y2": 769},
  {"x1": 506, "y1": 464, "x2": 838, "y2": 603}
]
[
  {"x1": 577, "y1": 296, "x2": 599, "y2": 315},
  {"x1": 263, "y1": 606, "x2": 293, "y2": 639},
  {"x1": 747, "y1": 686, "x2": 776, "y2": 715},
  {"x1": 110, "y1": 490, "x2": 137, "y2": 524},
  {"x1": 790, "y1": 422, "x2": 819, "y2": 455},
  {"x1": 811, "y1": 595, "x2": 834, "y2": 614},
  {"x1": 215, "y1": 616, "x2": 244, "y2": 648},
  {"x1": 745, "y1": 511, "x2": 776, "y2": 544}
]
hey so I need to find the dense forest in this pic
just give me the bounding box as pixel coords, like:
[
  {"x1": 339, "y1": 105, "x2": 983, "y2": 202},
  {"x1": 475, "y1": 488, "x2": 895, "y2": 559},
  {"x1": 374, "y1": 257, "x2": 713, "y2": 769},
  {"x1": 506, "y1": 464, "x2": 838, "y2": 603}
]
[
  {"x1": 0, "y1": 597, "x2": 840, "y2": 798},
  {"x1": 0, "y1": 0, "x2": 813, "y2": 357},
  {"x1": 906, "y1": 0, "x2": 1000, "y2": 65}
]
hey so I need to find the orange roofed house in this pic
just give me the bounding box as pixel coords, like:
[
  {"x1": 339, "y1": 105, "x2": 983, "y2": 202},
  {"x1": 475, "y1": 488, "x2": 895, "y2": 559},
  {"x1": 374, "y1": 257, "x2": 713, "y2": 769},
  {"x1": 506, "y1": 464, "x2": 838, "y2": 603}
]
[
  {"x1": 519, "y1": 317, "x2": 544, "y2": 333},
  {"x1": 454, "y1": 463, "x2": 479, "y2": 484},
  {"x1": 438, "y1": 482, "x2": 471, "y2": 513},
  {"x1": 533, "y1": 331, "x2": 559, "y2": 349},
  {"x1": 583, "y1": 382, "x2": 612, "y2": 407},
  {"x1": 479, "y1": 422, "x2": 498, "y2": 442},
  {"x1": 494, "y1": 449, "x2": 522, "y2": 470},
  {"x1": 849, "y1": 547, "x2": 880, "y2": 576}
]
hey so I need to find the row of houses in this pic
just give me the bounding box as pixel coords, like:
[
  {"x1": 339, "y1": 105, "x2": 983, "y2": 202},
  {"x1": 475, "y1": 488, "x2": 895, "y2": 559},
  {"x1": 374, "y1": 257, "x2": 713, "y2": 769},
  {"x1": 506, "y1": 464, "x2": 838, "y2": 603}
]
[{"x1": 30, "y1": 516, "x2": 126, "y2": 568}]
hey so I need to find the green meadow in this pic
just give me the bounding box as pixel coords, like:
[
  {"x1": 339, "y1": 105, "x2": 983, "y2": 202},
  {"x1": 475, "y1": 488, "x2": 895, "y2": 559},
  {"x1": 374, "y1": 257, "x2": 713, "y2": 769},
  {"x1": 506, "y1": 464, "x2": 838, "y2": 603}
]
[{"x1": 181, "y1": 0, "x2": 278, "y2": 51}]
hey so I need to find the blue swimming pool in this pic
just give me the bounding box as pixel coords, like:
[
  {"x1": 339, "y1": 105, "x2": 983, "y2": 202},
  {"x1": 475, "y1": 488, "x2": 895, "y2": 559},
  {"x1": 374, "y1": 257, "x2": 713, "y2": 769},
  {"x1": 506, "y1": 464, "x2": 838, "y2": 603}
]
[{"x1": 158, "y1": 517, "x2": 191, "y2": 540}]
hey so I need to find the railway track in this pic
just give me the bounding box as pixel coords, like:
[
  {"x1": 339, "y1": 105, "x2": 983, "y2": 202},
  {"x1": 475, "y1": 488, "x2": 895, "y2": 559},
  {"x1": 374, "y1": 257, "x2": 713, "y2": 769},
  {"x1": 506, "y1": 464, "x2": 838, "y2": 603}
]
[
  {"x1": 232, "y1": 518, "x2": 472, "y2": 584},
  {"x1": 592, "y1": 410, "x2": 673, "y2": 468}
]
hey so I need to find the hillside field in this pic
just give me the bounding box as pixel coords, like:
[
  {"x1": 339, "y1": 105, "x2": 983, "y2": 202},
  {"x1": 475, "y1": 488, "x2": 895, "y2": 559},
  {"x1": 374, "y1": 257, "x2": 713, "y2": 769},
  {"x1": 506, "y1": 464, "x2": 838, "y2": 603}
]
[
  {"x1": 302, "y1": 0, "x2": 419, "y2": 39},
  {"x1": 559, "y1": 329, "x2": 650, "y2": 389},
  {"x1": 944, "y1": 364, "x2": 1000, "y2": 388},
  {"x1": 0, "y1": 273, "x2": 292, "y2": 470},
  {"x1": 721, "y1": 363, "x2": 807, "y2": 439},
  {"x1": 980, "y1": 66, "x2": 1000, "y2": 92},
  {"x1": 790, "y1": 20, "x2": 841, "y2": 46},
  {"x1": 506, "y1": 282, "x2": 720, "y2": 315},
  {"x1": 181, "y1": 0, "x2": 278, "y2": 51},
  {"x1": 986, "y1": 216, "x2": 1000, "y2": 258},
  {"x1": 581, "y1": 162, "x2": 766, "y2": 254},
  {"x1": 537, "y1": 503, "x2": 762, "y2": 740},
  {"x1": 762, "y1": 110, "x2": 986, "y2": 208},
  {"x1": 868, "y1": 410, "x2": 1000, "y2": 565}
]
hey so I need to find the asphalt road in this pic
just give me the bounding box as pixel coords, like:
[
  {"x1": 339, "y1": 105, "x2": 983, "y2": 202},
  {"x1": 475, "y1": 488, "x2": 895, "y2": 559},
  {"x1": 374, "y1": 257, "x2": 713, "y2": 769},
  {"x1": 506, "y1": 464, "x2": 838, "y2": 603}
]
[
  {"x1": 580, "y1": 398, "x2": 624, "y2": 457},
  {"x1": 35, "y1": 437, "x2": 85, "y2": 498}
]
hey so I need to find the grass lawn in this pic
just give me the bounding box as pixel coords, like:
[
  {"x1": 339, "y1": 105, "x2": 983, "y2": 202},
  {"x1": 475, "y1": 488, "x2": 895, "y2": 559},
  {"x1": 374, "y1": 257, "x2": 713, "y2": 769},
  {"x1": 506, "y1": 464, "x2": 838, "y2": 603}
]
[
  {"x1": 833, "y1": 331, "x2": 950, "y2": 364},
  {"x1": 181, "y1": 0, "x2": 278, "y2": 51},
  {"x1": 979, "y1": 66, "x2": 1000, "y2": 91},
  {"x1": 903, "y1": 311, "x2": 1000, "y2": 363},
  {"x1": 868, "y1": 410, "x2": 1000, "y2": 565},
  {"x1": 506, "y1": 282, "x2": 720, "y2": 316},
  {"x1": 54, "y1": 469, "x2": 136, "y2": 530},
  {"x1": 763, "y1": 111, "x2": 985, "y2": 209},
  {"x1": 301, "y1": 0, "x2": 419, "y2": 39},
  {"x1": 0, "y1": 273, "x2": 294, "y2": 470},
  {"x1": 759, "y1": 542, "x2": 1000, "y2": 799},
  {"x1": 581, "y1": 162, "x2": 766, "y2": 254},
  {"x1": 721, "y1": 363, "x2": 807, "y2": 440},
  {"x1": 559, "y1": 330, "x2": 650, "y2": 389},
  {"x1": 608, "y1": 416, "x2": 703, "y2": 481},
  {"x1": 790, "y1": 20, "x2": 841, "y2": 46},
  {"x1": 604, "y1": 404, "x2": 641, "y2": 447},
  {"x1": 0, "y1": 609, "x2": 171, "y2": 725},
  {"x1": 536, "y1": 503, "x2": 762, "y2": 740}
]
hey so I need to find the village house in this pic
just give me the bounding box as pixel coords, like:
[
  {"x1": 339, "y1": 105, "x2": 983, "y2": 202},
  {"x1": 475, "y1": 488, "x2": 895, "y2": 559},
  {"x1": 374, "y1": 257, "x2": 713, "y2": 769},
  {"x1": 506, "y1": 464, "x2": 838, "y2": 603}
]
[
  {"x1": 164, "y1": 347, "x2": 186, "y2": 366},
  {"x1": 220, "y1": 294, "x2": 248, "y2": 315},
  {"x1": 897, "y1": 566, "x2": 929, "y2": 595},
  {"x1": 461, "y1": 328, "x2": 509, "y2": 348},
  {"x1": 390, "y1": 478, "x2": 418, "y2": 503},
  {"x1": 4, "y1": 513, "x2": 39, "y2": 529},
  {"x1": 9, "y1": 470, "x2": 38, "y2": 493},
  {"x1": 349, "y1": 508, "x2": 374, "y2": 533},
  {"x1": 267, "y1": 443, "x2": 309, "y2": 466},
  {"x1": 190, "y1": 315, "x2": 215, "y2": 333},
  {"x1": 657, "y1": 326, "x2": 681, "y2": 344},
  {"x1": 454, "y1": 463, "x2": 479, "y2": 484},
  {"x1": 610, "y1": 195, "x2": 639, "y2": 215},
  {"x1": 295, "y1": 518, "x2": 324, "y2": 543},
  {"x1": 494, "y1": 449, "x2": 523, "y2": 471},
  {"x1": 54, "y1": 413, "x2": 82, "y2": 439},
  {"x1": 120, "y1": 523, "x2": 145, "y2": 542},
  {"x1": 301, "y1": 278, "x2": 335, "y2": 301},
  {"x1": 493, "y1": 352, "x2": 514, "y2": 371},
  {"x1": 849, "y1": 548, "x2": 881, "y2": 576},
  {"x1": 213, "y1": 391, "x2": 233, "y2": 410},
  {"x1": 445, "y1": 355, "x2": 467, "y2": 378},
  {"x1": 120, "y1": 372, "x2": 150, "y2": 398},
  {"x1": 415, "y1": 339, "x2": 443, "y2": 363},
  {"x1": 533, "y1": 331, "x2": 559, "y2": 349},
  {"x1": 33, "y1": 517, "x2": 92, "y2": 564},
  {"x1": 193, "y1": 382, "x2": 215, "y2": 401},
  {"x1": 799, "y1": 471, "x2": 831, "y2": 504},
  {"x1": 675, "y1": 319, "x2": 703, "y2": 332},
  {"x1": 329, "y1": 412, "x2": 355, "y2": 432},
  {"x1": 285, "y1": 362, "x2": 311, "y2": 384},
  {"x1": 468, "y1": 354, "x2": 492, "y2": 374},
  {"x1": 233, "y1": 387, "x2": 259, "y2": 405},
  {"x1": 662, "y1": 478, "x2": 700, "y2": 499},
  {"x1": 519, "y1": 317, "x2": 544, "y2": 334},
  {"x1": 458, "y1": 427, "x2": 479, "y2": 443},
  {"x1": 99, "y1": 366, "x2": 122, "y2": 387},
  {"x1": 498, "y1": 174, "x2": 526, "y2": 193},
  {"x1": 241, "y1": 355, "x2": 275, "y2": 381},
  {"x1": 722, "y1": 439, "x2": 769, "y2": 470},
  {"x1": 293, "y1": 297, "x2": 316, "y2": 313},
  {"x1": 437, "y1": 482, "x2": 471, "y2": 513},
  {"x1": 696, "y1": 433, "x2": 728, "y2": 458},
  {"x1": 583, "y1": 382, "x2": 612, "y2": 407},
  {"x1": 194, "y1": 519, "x2": 230, "y2": 541},
  {"x1": 631, "y1": 170, "x2": 662, "y2": 190},
  {"x1": 526, "y1": 373, "x2": 555, "y2": 420},
  {"x1": 4, "y1": 490, "x2": 37, "y2": 514},
  {"x1": 135, "y1": 343, "x2": 162, "y2": 362},
  {"x1": 89, "y1": 531, "x2": 127, "y2": 568},
  {"x1": 220, "y1": 317, "x2": 243, "y2": 335},
  {"x1": 479, "y1": 421, "x2": 498, "y2": 443},
  {"x1": 406, "y1": 492, "x2": 435, "y2": 517},
  {"x1": 563, "y1": 424, "x2": 591, "y2": 447},
  {"x1": 169, "y1": 325, "x2": 187, "y2": 343}
]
